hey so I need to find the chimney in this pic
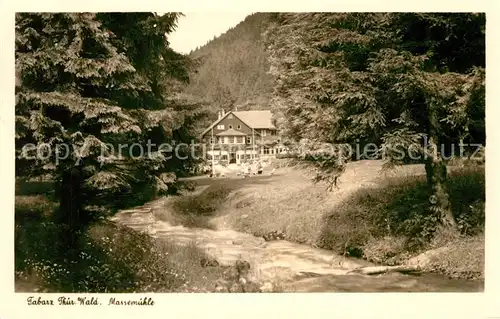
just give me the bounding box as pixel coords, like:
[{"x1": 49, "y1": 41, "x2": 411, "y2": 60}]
[
  {"x1": 222, "y1": 109, "x2": 225, "y2": 117},
  {"x1": 217, "y1": 110, "x2": 222, "y2": 120}
]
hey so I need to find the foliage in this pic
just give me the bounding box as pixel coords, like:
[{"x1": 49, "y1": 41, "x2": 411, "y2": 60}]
[
  {"x1": 14, "y1": 182, "x2": 261, "y2": 293},
  {"x1": 265, "y1": 12, "x2": 485, "y2": 156},
  {"x1": 15, "y1": 216, "x2": 230, "y2": 292},
  {"x1": 15, "y1": 13, "x2": 204, "y2": 228},
  {"x1": 319, "y1": 166, "x2": 485, "y2": 255},
  {"x1": 264, "y1": 13, "x2": 485, "y2": 229}
]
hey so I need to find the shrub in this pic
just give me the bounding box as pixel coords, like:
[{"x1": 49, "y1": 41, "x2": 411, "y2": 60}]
[
  {"x1": 179, "y1": 180, "x2": 198, "y2": 192},
  {"x1": 15, "y1": 179, "x2": 55, "y2": 196},
  {"x1": 319, "y1": 166, "x2": 485, "y2": 257}
]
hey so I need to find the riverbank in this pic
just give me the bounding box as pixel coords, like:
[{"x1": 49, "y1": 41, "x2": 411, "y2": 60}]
[
  {"x1": 163, "y1": 160, "x2": 485, "y2": 281},
  {"x1": 114, "y1": 200, "x2": 483, "y2": 292},
  {"x1": 14, "y1": 186, "x2": 262, "y2": 293}
]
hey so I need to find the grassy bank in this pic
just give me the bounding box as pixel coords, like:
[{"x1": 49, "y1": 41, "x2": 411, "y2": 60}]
[
  {"x1": 188, "y1": 161, "x2": 484, "y2": 280},
  {"x1": 318, "y1": 165, "x2": 485, "y2": 279},
  {"x1": 15, "y1": 182, "x2": 261, "y2": 293},
  {"x1": 155, "y1": 176, "x2": 274, "y2": 229}
]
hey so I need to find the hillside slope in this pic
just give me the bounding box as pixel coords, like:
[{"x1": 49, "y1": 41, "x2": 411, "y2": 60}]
[{"x1": 182, "y1": 13, "x2": 275, "y2": 119}]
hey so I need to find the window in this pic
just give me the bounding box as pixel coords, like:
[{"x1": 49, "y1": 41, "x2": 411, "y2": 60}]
[
  {"x1": 209, "y1": 137, "x2": 214, "y2": 144},
  {"x1": 229, "y1": 125, "x2": 233, "y2": 129},
  {"x1": 217, "y1": 124, "x2": 225, "y2": 130},
  {"x1": 228, "y1": 114, "x2": 233, "y2": 119},
  {"x1": 236, "y1": 136, "x2": 244, "y2": 144},
  {"x1": 261, "y1": 130, "x2": 267, "y2": 136},
  {"x1": 263, "y1": 147, "x2": 270, "y2": 155},
  {"x1": 233, "y1": 136, "x2": 238, "y2": 143},
  {"x1": 224, "y1": 137, "x2": 229, "y2": 144},
  {"x1": 237, "y1": 125, "x2": 241, "y2": 130},
  {"x1": 217, "y1": 137, "x2": 222, "y2": 144},
  {"x1": 246, "y1": 137, "x2": 251, "y2": 144}
]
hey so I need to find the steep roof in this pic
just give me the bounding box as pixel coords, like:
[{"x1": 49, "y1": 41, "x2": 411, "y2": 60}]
[
  {"x1": 215, "y1": 129, "x2": 246, "y2": 136},
  {"x1": 201, "y1": 110, "x2": 276, "y2": 137},
  {"x1": 232, "y1": 111, "x2": 276, "y2": 129}
]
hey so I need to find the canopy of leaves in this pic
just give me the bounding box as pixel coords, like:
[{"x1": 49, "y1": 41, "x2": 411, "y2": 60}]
[{"x1": 265, "y1": 13, "x2": 485, "y2": 171}]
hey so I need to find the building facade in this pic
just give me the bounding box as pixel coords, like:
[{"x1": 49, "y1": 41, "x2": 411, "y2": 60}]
[{"x1": 200, "y1": 110, "x2": 287, "y2": 164}]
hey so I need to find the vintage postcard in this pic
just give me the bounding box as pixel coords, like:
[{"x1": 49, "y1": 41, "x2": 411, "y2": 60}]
[{"x1": 1, "y1": 1, "x2": 498, "y2": 318}]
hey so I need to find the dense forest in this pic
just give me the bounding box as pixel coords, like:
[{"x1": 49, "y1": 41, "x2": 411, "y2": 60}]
[{"x1": 182, "y1": 13, "x2": 275, "y2": 127}]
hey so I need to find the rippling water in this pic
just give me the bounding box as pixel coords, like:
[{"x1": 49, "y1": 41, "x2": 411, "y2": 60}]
[{"x1": 111, "y1": 199, "x2": 483, "y2": 293}]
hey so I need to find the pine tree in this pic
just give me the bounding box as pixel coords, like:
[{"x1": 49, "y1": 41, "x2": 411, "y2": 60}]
[
  {"x1": 265, "y1": 13, "x2": 485, "y2": 231},
  {"x1": 15, "y1": 13, "x2": 201, "y2": 241}
]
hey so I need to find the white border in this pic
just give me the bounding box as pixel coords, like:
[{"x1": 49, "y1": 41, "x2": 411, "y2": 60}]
[{"x1": 1, "y1": 1, "x2": 498, "y2": 318}]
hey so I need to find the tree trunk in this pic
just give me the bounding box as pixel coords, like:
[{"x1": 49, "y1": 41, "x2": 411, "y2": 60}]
[
  {"x1": 55, "y1": 166, "x2": 84, "y2": 249},
  {"x1": 425, "y1": 103, "x2": 458, "y2": 231}
]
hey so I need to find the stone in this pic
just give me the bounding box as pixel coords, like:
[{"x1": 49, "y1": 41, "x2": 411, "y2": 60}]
[{"x1": 232, "y1": 239, "x2": 244, "y2": 245}]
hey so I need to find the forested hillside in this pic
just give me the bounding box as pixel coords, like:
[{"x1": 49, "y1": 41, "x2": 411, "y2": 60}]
[{"x1": 182, "y1": 12, "x2": 274, "y2": 125}]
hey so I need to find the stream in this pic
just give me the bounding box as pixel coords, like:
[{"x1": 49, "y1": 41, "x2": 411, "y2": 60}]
[{"x1": 110, "y1": 197, "x2": 483, "y2": 292}]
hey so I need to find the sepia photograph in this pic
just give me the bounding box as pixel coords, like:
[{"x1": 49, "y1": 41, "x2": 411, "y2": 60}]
[{"x1": 13, "y1": 11, "x2": 486, "y2": 296}]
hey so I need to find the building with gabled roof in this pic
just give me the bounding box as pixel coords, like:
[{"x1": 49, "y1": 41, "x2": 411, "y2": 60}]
[{"x1": 200, "y1": 109, "x2": 287, "y2": 165}]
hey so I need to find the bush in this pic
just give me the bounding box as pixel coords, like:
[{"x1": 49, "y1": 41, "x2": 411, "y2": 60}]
[
  {"x1": 15, "y1": 179, "x2": 55, "y2": 196},
  {"x1": 15, "y1": 195, "x2": 58, "y2": 222},
  {"x1": 178, "y1": 180, "x2": 198, "y2": 192},
  {"x1": 319, "y1": 166, "x2": 485, "y2": 257}
]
